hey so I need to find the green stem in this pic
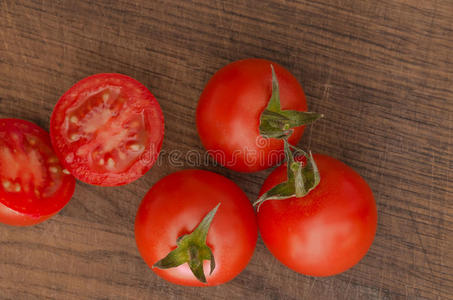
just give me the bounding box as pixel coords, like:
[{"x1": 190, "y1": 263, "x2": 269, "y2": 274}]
[
  {"x1": 153, "y1": 203, "x2": 220, "y2": 283},
  {"x1": 259, "y1": 65, "x2": 323, "y2": 139},
  {"x1": 253, "y1": 139, "x2": 320, "y2": 210}
]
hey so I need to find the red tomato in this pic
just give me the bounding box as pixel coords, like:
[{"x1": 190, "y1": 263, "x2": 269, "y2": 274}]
[
  {"x1": 0, "y1": 119, "x2": 75, "y2": 226},
  {"x1": 50, "y1": 73, "x2": 164, "y2": 186},
  {"x1": 135, "y1": 170, "x2": 258, "y2": 286},
  {"x1": 196, "y1": 59, "x2": 307, "y2": 172},
  {"x1": 257, "y1": 154, "x2": 377, "y2": 276}
]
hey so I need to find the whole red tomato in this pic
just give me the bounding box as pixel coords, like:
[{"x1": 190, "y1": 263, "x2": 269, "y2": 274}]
[
  {"x1": 257, "y1": 154, "x2": 377, "y2": 276},
  {"x1": 135, "y1": 169, "x2": 258, "y2": 286},
  {"x1": 196, "y1": 59, "x2": 308, "y2": 172},
  {"x1": 50, "y1": 73, "x2": 164, "y2": 186},
  {"x1": 0, "y1": 119, "x2": 75, "y2": 226}
]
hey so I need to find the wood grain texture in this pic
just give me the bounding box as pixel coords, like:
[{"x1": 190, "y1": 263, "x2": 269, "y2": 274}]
[{"x1": 0, "y1": 0, "x2": 452, "y2": 299}]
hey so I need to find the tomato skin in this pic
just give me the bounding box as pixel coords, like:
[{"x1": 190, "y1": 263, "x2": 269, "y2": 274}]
[
  {"x1": 0, "y1": 119, "x2": 76, "y2": 226},
  {"x1": 257, "y1": 154, "x2": 377, "y2": 276},
  {"x1": 50, "y1": 73, "x2": 164, "y2": 186},
  {"x1": 196, "y1": 59, "x2": 307, "y2": 172},
  {"x1": 0, "y1": 202, "x2": 55, "y2": 226},
  {"x1": 135, "y1": 170, "x2": 258, "y2": 286}
]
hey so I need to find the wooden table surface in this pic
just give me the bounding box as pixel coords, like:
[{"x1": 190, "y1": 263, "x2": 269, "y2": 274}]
[{"x1": 0, "y1": 1, "x2": 452, "y2": 299}]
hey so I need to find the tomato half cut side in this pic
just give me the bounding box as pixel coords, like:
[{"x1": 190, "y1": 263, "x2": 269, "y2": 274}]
[
  {"x1": 50, "y1": 73, "x2": 164, "y2": 186},
  {"x1": 0, "y1": 119, "x2": 76, "y2": 226}
]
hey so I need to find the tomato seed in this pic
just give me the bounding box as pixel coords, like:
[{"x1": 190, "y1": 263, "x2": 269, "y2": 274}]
[
  {"x1": 2, "y1": 180, "x2": 11, "y2": 189},
  {"x1": 99, "y1": 158, "x2": 105, "y2": 165},
  {"x1": 49, "y1": 166, "x2": 58, "y2": 173},
  {"x1": 107, "y1": 158, "x2": 115, "y2": 168},
  {"x1": 14, "y1": 184, "x2": 21, "y2": 192},
  {"x1": 65, "y1": 153, "x2": 74, "y2": 163},
  {"x1": 70, "y1": 116, "x2": 78, "y2": 124},
  {"x1": 62, "y1": 169, "x2": 70, "y2": 175},
  {"x1": 70, "y1": 134, "x2": 80, "y2": 141},
  {"x1": 129, "y1": 143, "x2": 141, "y2": 151}
]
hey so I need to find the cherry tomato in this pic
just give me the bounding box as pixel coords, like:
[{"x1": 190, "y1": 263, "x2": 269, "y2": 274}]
[
  {"x1": 196, "y1": 59, "x2": 307, "y2": 172},
  {"x1": 0, "y1": 119, "x2": 75, "y2": 226},
  {"x1": 50, "y1": 73, "x2": 164, "y2": 186},
  {"x1": 135, "y1": 170, "x2": 258, "y2": 286},
  {"x1": 257, "y1": 154, "x2": 377, "y2": 276}
]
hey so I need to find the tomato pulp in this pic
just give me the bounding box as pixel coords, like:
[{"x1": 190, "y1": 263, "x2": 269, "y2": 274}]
[
  {"x1": 135, "y1": 170, "x2": 258, "y2": 286},
  {"x1": 196, "y1": 59, "x2": 307, "y2": 172},
  {"x1": 0, "y1": 119, "x2": 75, "y2": 226},
  {"x1": 50, "y1": 73, "x2": 164, "y2": 186},
  {"x1": 257, "y1": 154, "x2": 377, "y2": 276}
]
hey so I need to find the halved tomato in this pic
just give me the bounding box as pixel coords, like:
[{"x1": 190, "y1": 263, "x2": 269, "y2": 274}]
[
  {"x1": 50, "y1": 74, "x2": 164, "y2": 186},
  {"x1": 0, "y1": 119, "x2": 75, "y2": 226}
]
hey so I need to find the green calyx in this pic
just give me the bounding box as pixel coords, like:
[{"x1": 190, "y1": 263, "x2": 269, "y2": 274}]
[
  {"x1": 153, "y1": 203, "x2": 220, "y2": 283},
  {"x1": 255, "y1": 65, "x2": 322, "y2": 209},
  {"x1": 253, "y1": 139, "x2": 320, "y2": 209},
  {"x1": 259, "y1": 65, "x2": 323, "y2": 139}
]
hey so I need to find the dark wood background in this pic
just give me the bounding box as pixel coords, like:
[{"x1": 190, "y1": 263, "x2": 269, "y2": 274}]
[{"x1": 0, "y1": 1, "x2": 452, "y2": 299}]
